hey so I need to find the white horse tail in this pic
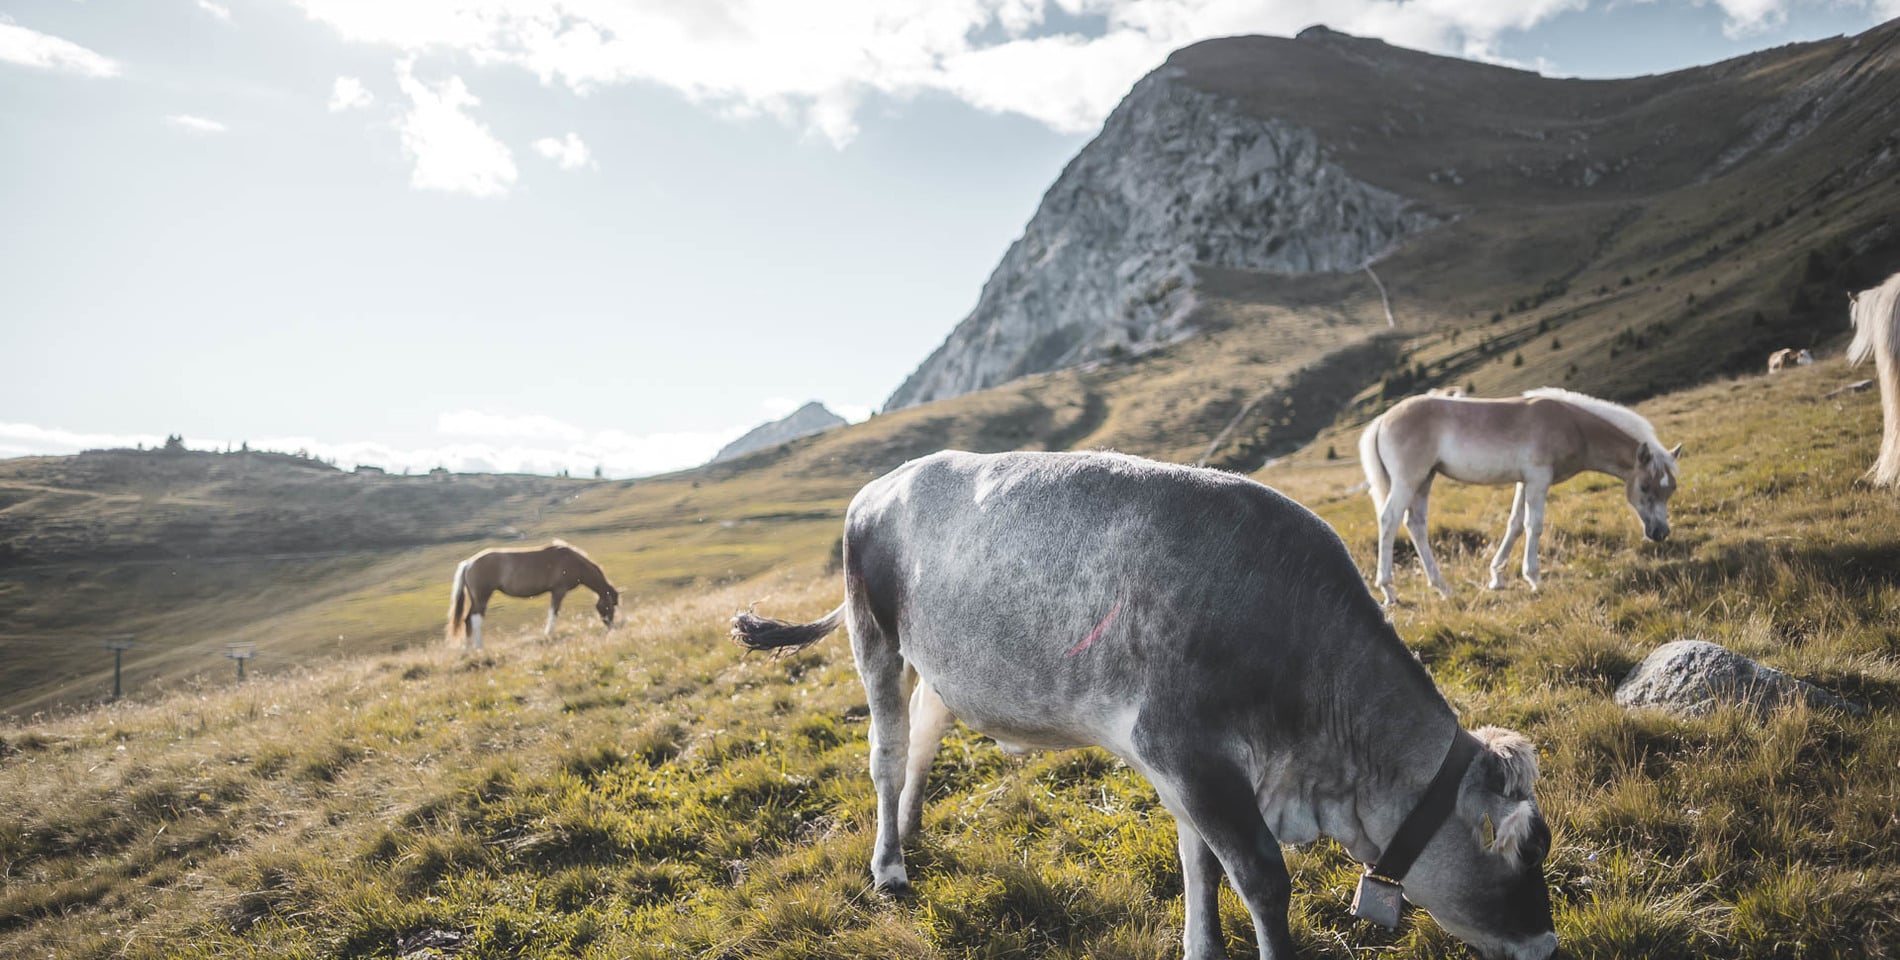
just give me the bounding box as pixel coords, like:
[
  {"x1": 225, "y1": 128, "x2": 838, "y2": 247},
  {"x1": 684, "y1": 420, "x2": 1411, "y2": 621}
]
[
  {"x1": 1359, "y1": 414, "x2": 1391, "y2": 507},
  {"x1": 447, "y1": 560, "x2": 472, "y2": 643}
]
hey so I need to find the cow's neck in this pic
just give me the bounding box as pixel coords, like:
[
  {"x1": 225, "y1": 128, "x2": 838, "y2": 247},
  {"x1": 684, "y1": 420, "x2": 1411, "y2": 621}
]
[{"x1": 1318, "y1": 632, "x2": 1466, "y2": 867}]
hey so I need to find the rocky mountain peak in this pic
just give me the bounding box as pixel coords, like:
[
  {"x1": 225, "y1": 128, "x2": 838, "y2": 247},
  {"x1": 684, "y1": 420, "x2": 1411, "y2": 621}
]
[{"x1": 710, "y1": 402, "x2": 847, "y2": 464}]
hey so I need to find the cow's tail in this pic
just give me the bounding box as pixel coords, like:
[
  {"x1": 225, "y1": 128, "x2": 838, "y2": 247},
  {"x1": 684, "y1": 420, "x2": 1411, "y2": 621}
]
[
  {"x1": 731, "y1": 602, "x2": 847, "y2": 655},
  {"x1": 1359, "y1": 415, "x2": 1390, "y2": 507},
  {"x1": 446, "y1": 560, "x2": 471, "y2": 644}
]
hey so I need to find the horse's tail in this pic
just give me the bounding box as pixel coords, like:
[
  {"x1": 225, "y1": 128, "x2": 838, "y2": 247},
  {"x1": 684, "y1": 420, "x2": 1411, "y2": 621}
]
[
  {"x1": 447, "y1": 560, "x2": 471, "y2": 643},
  {"x1": 730, "y1": 602, "x2": 846, "y2": 655},
  {"x1": 1359, "y1": 414, "x2": 1391, "y2": 506}
]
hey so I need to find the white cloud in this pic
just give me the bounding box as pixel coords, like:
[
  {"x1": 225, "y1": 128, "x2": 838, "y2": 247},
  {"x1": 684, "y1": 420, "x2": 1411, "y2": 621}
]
[
  {"x1": 532, "y1": 131, "x2": 594, "y2": 170},
  {"x1": 168, "y1": 113, "x2": 229, "y2": 133},
  {"x1": 197, "y1": 0, "x2": 233, "y2": 23},
  {"x1": 289, "y1": 0, "x2": 1603, "y2": 145},
  {"x1": 437, "y1": 409, "x2": 588, "y2": 442},
  {"x1": 394, "y1": 59, "x2": 516, "y2": 197},
  {"x1": 833, "y1": 403, "x2": 874, "y2": 424},
  {"x1": 0, "y1": 21, "x2": 120, "y2": 78},
  {"x1": 327, "y1": 75, "x2": 374, "y2": 111}
]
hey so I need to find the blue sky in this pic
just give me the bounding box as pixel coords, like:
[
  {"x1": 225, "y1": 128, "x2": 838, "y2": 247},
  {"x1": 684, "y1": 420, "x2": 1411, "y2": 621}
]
[{"x1": 2, "y1": 0, "x2": 1893, "y2": 476}]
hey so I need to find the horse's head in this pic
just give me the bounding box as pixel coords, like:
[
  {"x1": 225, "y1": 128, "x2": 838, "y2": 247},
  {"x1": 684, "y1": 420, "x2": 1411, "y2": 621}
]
[
  {"x1": 1627, "y1": 442, "x2": 1683, "y2": 541},
  {"x1": 596, "y1": 588, "x2": 619, "y2": 628}
]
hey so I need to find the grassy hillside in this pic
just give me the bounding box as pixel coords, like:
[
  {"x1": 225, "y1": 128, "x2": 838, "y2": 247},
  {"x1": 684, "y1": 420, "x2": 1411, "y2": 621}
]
[
  {"x1": 3, "y1": 361, "x2": 1894, "y2": 959},
  {"x1": 0, "y1": 273, "x2": 1401, "y2": 718}
]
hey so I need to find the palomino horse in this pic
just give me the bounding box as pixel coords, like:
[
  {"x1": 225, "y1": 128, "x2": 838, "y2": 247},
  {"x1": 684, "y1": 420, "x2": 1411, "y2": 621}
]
[
  {"x1": 1767, "y1": 348, "x2": 1814, "y2": 373},
  {"x1": 447, "y1": 540, "x2": 619, "y2": 650},
  {"x1": 1359, "y1": 388, "x2": 1683, "y2": 603},
  {"x1": 1849, "y1": 273, "x2": 1900, "y2": 487}
]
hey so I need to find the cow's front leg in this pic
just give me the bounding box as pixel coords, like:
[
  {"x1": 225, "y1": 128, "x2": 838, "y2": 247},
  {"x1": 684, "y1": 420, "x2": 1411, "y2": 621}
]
[
  {"x1": 898, "y1": 678, "x2": 955, "y2": 845},
  {"x1": 1177, "y1": 819, "x2": 1229, "y2": 960},
  {"x1": 1142, "y1": 742, "x2": 1297, "y2": 959}
]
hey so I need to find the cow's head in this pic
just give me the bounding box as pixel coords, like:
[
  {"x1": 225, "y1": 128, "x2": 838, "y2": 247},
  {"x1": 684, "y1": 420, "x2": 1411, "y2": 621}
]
[{"x1": 1402, "y1": 726, "x2": 1557, "y2": 960}]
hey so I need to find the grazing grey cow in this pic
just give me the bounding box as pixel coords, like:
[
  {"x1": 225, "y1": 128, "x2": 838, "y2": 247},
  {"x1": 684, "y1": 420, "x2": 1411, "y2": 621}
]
[{"x1": 733, "y1": 450, "x2": 1556, "y2": 960}]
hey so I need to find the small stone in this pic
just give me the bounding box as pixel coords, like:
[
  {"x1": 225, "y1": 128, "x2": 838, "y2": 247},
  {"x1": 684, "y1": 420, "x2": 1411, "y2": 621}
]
[{"x1": 1614, "y1": 639, "x2": 1861, "y2": 717}]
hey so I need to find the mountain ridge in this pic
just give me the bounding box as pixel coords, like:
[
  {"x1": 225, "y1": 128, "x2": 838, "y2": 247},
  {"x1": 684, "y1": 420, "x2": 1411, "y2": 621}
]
[{"x1": 885, "y1": 21, "x2": 1900, "y2": 411}]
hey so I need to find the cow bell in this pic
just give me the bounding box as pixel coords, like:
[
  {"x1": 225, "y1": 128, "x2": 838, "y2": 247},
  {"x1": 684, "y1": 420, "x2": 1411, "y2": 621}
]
[{"x1": 1351, "y1": 872, "x2": 1405, "y2": 929}]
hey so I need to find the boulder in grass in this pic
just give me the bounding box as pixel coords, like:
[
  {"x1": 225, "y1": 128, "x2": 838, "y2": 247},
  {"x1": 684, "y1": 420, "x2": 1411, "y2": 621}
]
[{"x1": 1613, "y1": 639, "x2": 1861, "y2": 717}]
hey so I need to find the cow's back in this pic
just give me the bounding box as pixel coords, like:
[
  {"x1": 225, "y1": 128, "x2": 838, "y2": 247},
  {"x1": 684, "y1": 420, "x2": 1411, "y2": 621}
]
[{"x1": 842, "y1": 450, "x2": 1388, "y2": 754}]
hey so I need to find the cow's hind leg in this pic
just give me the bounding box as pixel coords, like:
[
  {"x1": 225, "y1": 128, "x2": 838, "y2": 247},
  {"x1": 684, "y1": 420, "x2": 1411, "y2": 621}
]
[
  {"x1": 847, "y1": 604, "x2": 914, "y2": 892},
  {"x1": 1139, "y1": 733, "x2": 1297, "y2": 959},
  {"x1": 1177, "y1": 820, "x2": 1229, "y2": 960},
  {"x1": 898, "y1": 676, "x2": 955, "y2": 845}
]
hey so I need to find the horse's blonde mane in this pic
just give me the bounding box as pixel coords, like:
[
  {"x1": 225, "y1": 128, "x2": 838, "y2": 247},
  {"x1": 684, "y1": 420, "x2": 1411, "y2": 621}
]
[
  {"x1": 1849, "y1": 273, "x2": 1900, "y2": 367},
  {"x1": 1522, "y1": 387, "x2": 1666, "y2": 453}
]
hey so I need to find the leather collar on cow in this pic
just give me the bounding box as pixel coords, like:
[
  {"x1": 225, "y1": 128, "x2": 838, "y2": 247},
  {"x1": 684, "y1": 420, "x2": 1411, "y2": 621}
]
[{"x1": 1369, "y1": 730, "x2": 1483, "y2": 883}]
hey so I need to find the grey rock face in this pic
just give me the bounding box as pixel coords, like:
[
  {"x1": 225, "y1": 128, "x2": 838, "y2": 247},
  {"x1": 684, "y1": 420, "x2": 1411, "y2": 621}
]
[
  {"x1": 884, "y1": 69, "x2": 1439, "y2": 411},
  {"x1": 1614, "y1": 639, "x2": 1859, "y2": 717},
  {"x1": 711, "y1": 402, "x2": 846, "y2": 464}
]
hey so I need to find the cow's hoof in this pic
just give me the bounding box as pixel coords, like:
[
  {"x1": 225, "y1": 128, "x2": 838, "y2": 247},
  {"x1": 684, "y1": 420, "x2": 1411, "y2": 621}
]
[
  {"x1": 1486, "y1": 575, "x2": 1507, "y2": 591},
  {"x1": 873, "y1": 877, "x2": 914, "y2": 898}
]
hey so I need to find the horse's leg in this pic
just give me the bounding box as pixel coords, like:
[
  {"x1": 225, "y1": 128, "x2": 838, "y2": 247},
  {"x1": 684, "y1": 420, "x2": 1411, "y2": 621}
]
[
  {"x1": 897, "y1": 676, "x2": 956, "y2": 845},
  {"x1": 545, "y1": 589, "x2": 567, "y2": 638},
  {"x1": 1520, "y1": 472, "x2": 1552, "y2": 590},
  {"x1": 1406, "y1": 478, "x2": 1451, "y2": 598},
  {"x1": 1488, "y1": 483, "x2": 1528, "y2": 590},
  {"x1": 469, "y1": 588, "x2": 493, "y2": 651},
  {"x1": 1374, "y1": 480, "x2": 1414, "y2": 605}
]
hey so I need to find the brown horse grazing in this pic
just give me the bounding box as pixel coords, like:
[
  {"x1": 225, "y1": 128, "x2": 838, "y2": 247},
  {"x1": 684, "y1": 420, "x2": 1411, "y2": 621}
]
[{"x1": 446, "y1": 540, "x2": 619, "y2": 650}]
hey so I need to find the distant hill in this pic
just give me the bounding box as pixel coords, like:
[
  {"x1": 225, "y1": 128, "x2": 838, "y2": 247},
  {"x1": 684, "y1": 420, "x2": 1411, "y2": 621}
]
[
  {"x1": 710, "y1": 402, "x2": 847, "y2": 464},
  {"x1": 887, "y1": 21, "x2": 1900, "y2": 410}
]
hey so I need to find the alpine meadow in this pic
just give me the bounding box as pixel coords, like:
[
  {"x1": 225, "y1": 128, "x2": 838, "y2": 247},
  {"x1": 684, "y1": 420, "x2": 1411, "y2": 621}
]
[{"x1": 5, "y1": 11, "x2": 1900, "y2": 960}]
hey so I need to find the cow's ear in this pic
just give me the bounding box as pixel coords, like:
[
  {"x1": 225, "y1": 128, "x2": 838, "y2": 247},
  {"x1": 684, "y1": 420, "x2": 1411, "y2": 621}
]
[
  {"x1": 1473, "y1": 726, "x2": 1539, "y2": 798},
  {"x1": 1669, "y1": 443, "x2": 1684, "y2": 461},
  {"x1": 1490, "y1": 801, "x2": 1538, "y2": 860}
]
